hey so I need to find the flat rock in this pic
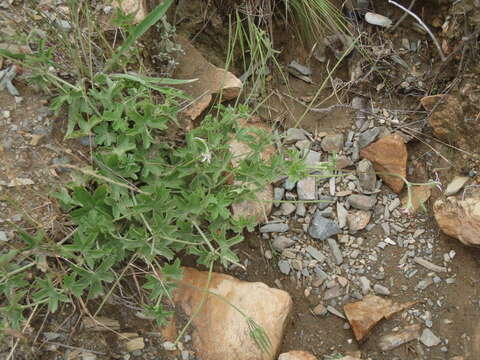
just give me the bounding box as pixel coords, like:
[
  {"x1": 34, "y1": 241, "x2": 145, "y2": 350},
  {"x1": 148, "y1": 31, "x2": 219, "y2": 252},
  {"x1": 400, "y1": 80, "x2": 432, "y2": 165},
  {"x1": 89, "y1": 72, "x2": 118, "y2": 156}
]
[
  {"x1": 420, "y1": 328, "x2": 441, "y2": 347},
  {"x1": 305, "y1": 245, "x2": 326, "y2": 263},
  {"x1": 175, "y1": 36, "x2": 242, "y2": 122},
  {"x1": 285, "y1": 128, "x2": 308, "y2": 144},
  {"x1": 280, "y1": 202, "x2": 297, "y2": 216},
  {"x1": 335, "y1": 155, "x2": 354, "y2": 169},
  {"x1": 305, "y1": 150, "x2": 321, "y2": 167},
  {"x1": 337, "y1": 202, "x2": 348, "y2": 228},
  {"x1": 401, "y1": 185, "x2": 431, "y2": 213},
  {"x1": 378, "y1": 324, "x2": 421, "y2": 351},
  {"x1": 272, "y1": 236, "x2": 296, "y2": 252},
  {"x1": 297, "y1": 177, "x2": 316, "y2": 200},
  {"x1": 308, "y1": 211, "x2": 341, "y2": 240},
  {"x1": 356, "y1": 159, "x2": 377, "y2": 193},
  {"x1": 347, "y1": 210, "x2": 371, "y2": 231},
  {"x1": 321, "y1": 134, "x2": 344, "y2": 153},
  {"x1": 343, "y1": 295, "x2": 416, "y2": 341},
  {"x1": 278, "y1": 260, "x2": 291, "y2": 275},
  {"x1": 360, "y1": 134, "x2": 407, "y2": 193},
  {"x1": 434, "y1": 190, "x2": 480, "y2": 246},
  {"x1": 278, "y1": 351, "x2": 317, "y2": 360},
  {"x1": 173, "y1": 267, "x2": 292, "y2": 360},
  {"x1": 348, "y1": 194, "x2": 376, "y2": 210},
  {"x1": 358, "y1": 127, "x2": 380, "y2": 149},
  {"x1": 327, "y1": 238, "x2": 343, "y2": 265},
  {"x1": 445, "y1": 176, "x2": 470, "y2": 196},
  {"x1": 260, "y1": 223, "x2": 289, "y2": 233}
]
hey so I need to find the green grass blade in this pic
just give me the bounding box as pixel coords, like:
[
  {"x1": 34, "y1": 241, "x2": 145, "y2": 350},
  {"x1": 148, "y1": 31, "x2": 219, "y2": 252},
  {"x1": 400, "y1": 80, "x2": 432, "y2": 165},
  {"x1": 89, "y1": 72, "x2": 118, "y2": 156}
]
[{"x1": 104, "y1": 0, "x2": 174, "y2": 72}]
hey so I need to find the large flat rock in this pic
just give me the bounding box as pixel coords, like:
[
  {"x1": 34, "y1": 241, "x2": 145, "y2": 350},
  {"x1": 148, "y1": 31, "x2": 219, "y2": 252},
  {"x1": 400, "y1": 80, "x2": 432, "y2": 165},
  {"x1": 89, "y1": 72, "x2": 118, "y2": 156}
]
[{"x1": 173, "y1": 267, "x2": 292, "y2": 360}]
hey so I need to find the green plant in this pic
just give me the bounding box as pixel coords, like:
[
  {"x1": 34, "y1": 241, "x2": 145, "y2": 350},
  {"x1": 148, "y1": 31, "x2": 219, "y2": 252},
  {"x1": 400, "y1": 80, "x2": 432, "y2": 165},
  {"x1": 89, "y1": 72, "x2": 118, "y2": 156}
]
[{"x1": 0, "y1": 3, "x2": 312, "y2": 353}]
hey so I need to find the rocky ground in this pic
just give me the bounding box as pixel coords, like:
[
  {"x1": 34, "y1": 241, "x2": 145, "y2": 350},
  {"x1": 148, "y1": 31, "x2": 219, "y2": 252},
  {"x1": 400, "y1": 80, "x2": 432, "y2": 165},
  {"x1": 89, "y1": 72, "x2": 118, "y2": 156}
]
[{"x1": 2, "y1": 0, "x2": 480, "y2": 359}]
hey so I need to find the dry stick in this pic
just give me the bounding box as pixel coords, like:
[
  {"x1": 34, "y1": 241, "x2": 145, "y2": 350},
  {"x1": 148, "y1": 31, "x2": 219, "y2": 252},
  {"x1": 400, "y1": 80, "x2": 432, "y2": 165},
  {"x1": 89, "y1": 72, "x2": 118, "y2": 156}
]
[{"x1": 388, "y1": 0, "x2": 446, "y2": 61}]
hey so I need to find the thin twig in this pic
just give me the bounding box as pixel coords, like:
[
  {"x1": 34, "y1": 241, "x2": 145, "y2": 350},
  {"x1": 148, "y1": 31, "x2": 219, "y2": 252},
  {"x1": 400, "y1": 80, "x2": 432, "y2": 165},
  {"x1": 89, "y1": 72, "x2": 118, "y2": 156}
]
[{"x1": 388, "y1": 0, "x2": 446, "y2": 61}]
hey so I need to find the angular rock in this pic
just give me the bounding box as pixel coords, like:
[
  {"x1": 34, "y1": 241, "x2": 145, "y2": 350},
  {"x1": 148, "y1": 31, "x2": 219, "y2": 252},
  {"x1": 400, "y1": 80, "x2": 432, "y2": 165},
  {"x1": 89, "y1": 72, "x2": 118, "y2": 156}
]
[
  {"x1": 305, "y1": 245, "x2": 326, "y2": 263},
  {"x1": 272, "y1": 236, "x2": 296, "y2": 252},
  {"x1": 260, "y1": 223, "x2": 289, "y2": 233},
  {"x1": 347, "y1": 210, "x2": 371, "y2": 231},
  {"x1": 348, "y1": 194, "x2": 376, "y2": 210},
  {"x1": 285, "y1": 128, "x2": 308, "y2": 144},
  {"x1": 278, "y1": 351, "x2": 317, "y2": 360},
  {"x1": 175, "y1": 36, "x2": 242, "y2": 122},
  {"x1": 358, "y1": 127, "x2": 380, "y2": 149},
  {"x1": 280, "y1": 202, "x2": 297, "y2": 216},
  {"x1": 359, "y1": 276, "x2": 371, "y2": 295},
  {"x1": 402, "y1": 185, "x2": 431, "y2": 213},
  {"x1": 360, "y1": 134, "x2": 407, "y2": 193},
  {"x1": 356, "y1": 159, "x2": 377, "y2": 193},
  {"x1": 445, "y1": 176, "x2": 470, "y2": 196},
  {"x1": 343, "y1": 295, "x2": 417, "y2": 341},
  {"x1": 308, "y1": 211, "x2": 341, "y2": 240},
  {"x1": 434, "y1": 191, "x2": 480, "y2": 246},
  {"x1": 305, "y1": 150, "x2": 321, "y2": 167},
  {"x1": 321, "y1": 134, "x2": 344, "y2": 153},
  {"x1": 336, "y1": 203, "x2": 348, "y2": 228},
  {"x1": 317, "y1": 196, "x2": 334, "y2": 210},
  {"x1": 335, "y1": 155, "x2": 354, "y2": 169},
  {"x1": 420, "y1": 328, "x2": 441, "y2": 347},
  {"x1": 297, "y1": 177, "x2": 316, "y2": 201},
  {"x1": 378, "y1": 324, "x2": 421, "y2": 351},
  {"x1": 327, "y1": 238, "x2": 343, "y2": 265},
  {"x1": 173, "y1": 267, "x2": 292, "y2": 360}
]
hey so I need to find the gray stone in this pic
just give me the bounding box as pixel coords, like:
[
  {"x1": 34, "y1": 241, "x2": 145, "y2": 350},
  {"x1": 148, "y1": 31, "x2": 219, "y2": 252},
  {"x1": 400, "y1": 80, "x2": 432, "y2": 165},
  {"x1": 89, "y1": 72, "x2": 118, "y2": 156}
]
[
  {"x1": 272, "y1": 236, "x2": 295, "y2": 251},
  {"x1": 305, "y1": 245, "x2": 326, "y2": 263},
  {"x1": 292, "y1": 259, "x2": 303, "y2": 271},
  {"x1": 321, "y1": 134, "x2": 344, "y2": 153},
  {"x1": 296, "y1": 202, "x2": 306, "y2": 216},
  {"x1": 324, "y1": 285, "x2": 342, "y2": 300},
  {"x1": 373, "y1": 284, "x2": 390, "y2": 296},
  {"x1": 0, "y1": 231, "x2": 8, "y2": 242},
  {"x1": 326, "y1": 305, "x2": 346, "y2": 319},
  {"x1": 280, "y1": 202, "x2": 296, "y2": 215},
  {"x1": 327, "y1": 238, "x2": 343, "y2": 265},
  {"x1": 274, "y1": 187, "x2": 285, "y2": 205},
  {"x1": 348, "y1": 194, "x2": 376, "y2": 210},
  {"x1": 336, "y1": 202, "x2": 348, "y2": 228},
  {"x1": 388, "y1": 198, "x2": 401, "y2": 212},
  {"x1": 305, "y1": 150, "x2": 322, "y2": 167},
  {"x1": 278, "y1": 260, "x2": 291, "y2": 275},
  {"x1": 358, "y1": 127, "x2": 380, "y2": 148},
  {"x1": 283, "y1": 178, "x2": 296, "y2": 190},
  {"x1": 285, "y1": 128, "x2": 308, "y2": 144},
  {"x1": 359, "y1": 276, "x2": 371, "y2": 295},
  {"x1": 357, "y1": 159, "x2": 377, "y2": 193},
  {"x1": 445, "y1": 176, "x2": 470, "y2": 196},
  {"x1": 416, "y1": 277, "x2": 434, "y2": 291},
  {"x1": 297, "y1": 176, "x2": 316, "y2": 200},
  {"x1": 317, "y1": 196, "x2": 334, "y2": 210},
  {"x1": 260, "y1": 223, "x2": 289, "y2": 233},
  {"x1": 420, "y1": 329, "x2": 441, "y2": 347},
  {"x1": 308, "y1": 212, "x2": 341, "y2": 240}
]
